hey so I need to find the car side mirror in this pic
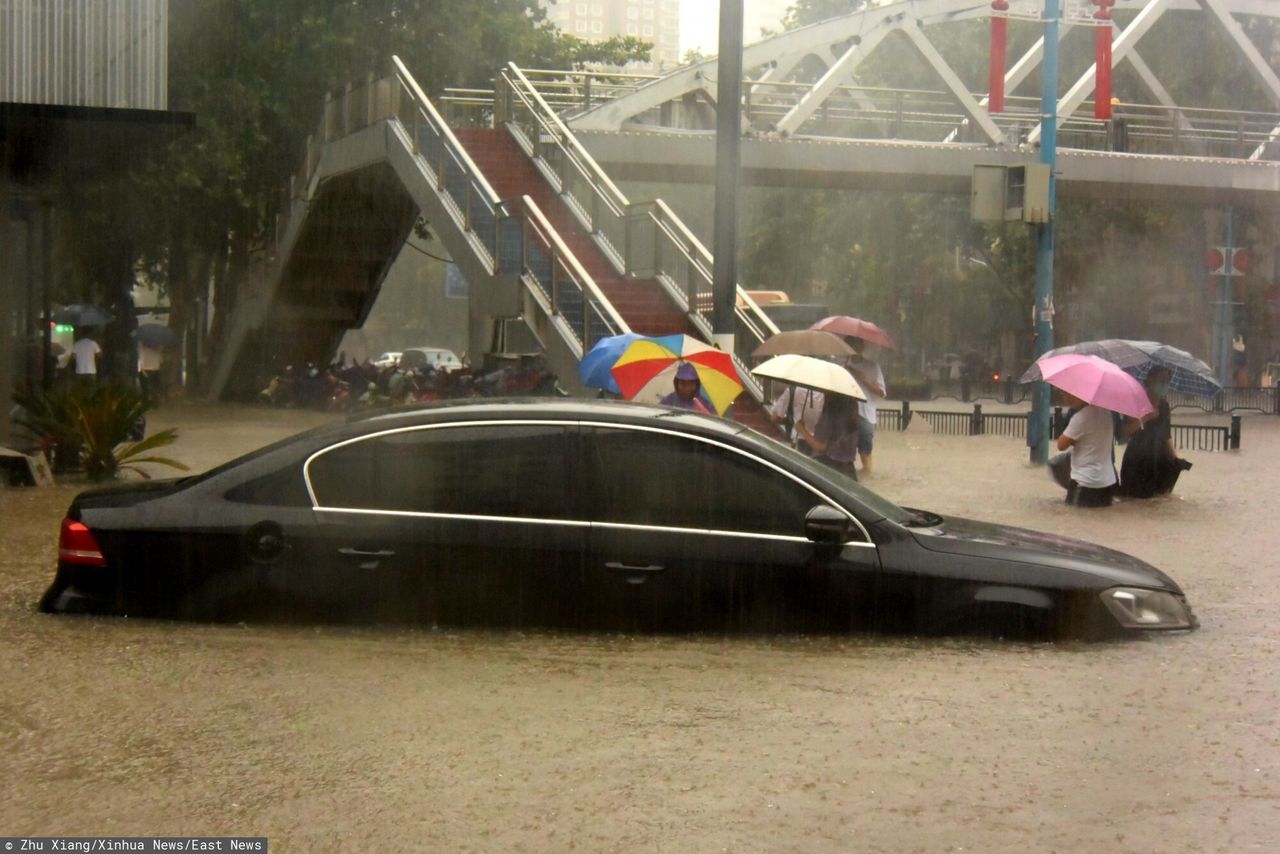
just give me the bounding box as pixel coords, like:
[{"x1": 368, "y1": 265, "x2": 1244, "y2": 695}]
[{"x1": 804, "y1": 505, "x2": 850, "y2": 544}]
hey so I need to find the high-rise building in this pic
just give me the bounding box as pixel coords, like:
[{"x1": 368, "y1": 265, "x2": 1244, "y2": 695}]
[{"x1": 542, "y1": 0, "x2": 682, "y2": 70}]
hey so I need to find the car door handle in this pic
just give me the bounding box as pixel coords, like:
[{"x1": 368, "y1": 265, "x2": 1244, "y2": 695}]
[
  {"x1": 338, "y1": 547, "x2": 396, "y2": 558},
  {"x1": 605, "y1": 561, "x2": 665, "y2": 573}
]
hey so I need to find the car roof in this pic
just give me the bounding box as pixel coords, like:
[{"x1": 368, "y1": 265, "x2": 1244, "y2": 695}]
[{"x1": 345, "y1": 397, "x2": 748, "y2": 439}]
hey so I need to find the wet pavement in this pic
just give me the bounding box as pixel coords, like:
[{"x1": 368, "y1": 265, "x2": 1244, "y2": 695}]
[{"x1": 1, "y1": 401, "x2": 1277, "y2": 851}]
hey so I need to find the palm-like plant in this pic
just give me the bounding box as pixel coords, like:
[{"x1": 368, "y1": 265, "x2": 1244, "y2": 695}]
[{"x1": 12, "y1": 384, "x2": 189, "y2": 481}]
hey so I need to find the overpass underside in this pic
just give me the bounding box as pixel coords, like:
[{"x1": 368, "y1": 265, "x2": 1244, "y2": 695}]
[
  {"x1": 576, "y1": 130, "x2": 1280, "y2": 207},
  {"x1": 244, "y1": 163, "x2": 417, "y2": 383}
]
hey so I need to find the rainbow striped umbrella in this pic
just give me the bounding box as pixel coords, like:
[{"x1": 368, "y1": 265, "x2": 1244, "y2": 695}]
[{"x1": 610, "y1": 334, "x2": 744, "y2": 415}]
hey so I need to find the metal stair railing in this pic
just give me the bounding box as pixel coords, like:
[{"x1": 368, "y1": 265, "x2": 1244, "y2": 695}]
[
  {"x1": 515, "y1": 195, "x2": 631, "y2": 359},
  {"x1": 387, "y1": 57, "x2": 627, "y2": 359},
  {"x1": 390, "y1": 56, "x2": 506, "y2": 272},
  {"x1": 494, "y1": 62, "x2": 777, "y2": 404}
]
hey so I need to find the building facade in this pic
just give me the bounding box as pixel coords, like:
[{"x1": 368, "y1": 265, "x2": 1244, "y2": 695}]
[
  {"x1": 2, "y1": 0, "x2": 176, "y2": 448},
  {"x1": 543, "y1": 0, "x2": 682, "y2": 69},
  {"x1": 2, "y1": 0, "x2": 168, "y2": 109}
]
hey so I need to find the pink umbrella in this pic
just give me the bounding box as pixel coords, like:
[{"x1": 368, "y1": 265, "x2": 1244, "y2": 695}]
[
  {"x1": 1033, "y1": 353, "x2": 1155, "y2": 419},
  {"x1": 809, "y1": 315, "x2": 896, "y2": 350}
]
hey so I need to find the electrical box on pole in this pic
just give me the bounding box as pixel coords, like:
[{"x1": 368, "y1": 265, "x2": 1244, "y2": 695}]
[{"x1": 971, "y1": 164, "x2": 1051, "y2": 223}]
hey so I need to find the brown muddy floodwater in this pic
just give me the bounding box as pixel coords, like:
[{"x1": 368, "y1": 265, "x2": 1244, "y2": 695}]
[{"x1": 1, "y1": 401, "x2": 1277, "y2": 852}]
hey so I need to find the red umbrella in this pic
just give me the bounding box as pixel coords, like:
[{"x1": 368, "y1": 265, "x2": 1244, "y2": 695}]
[{"x1": 809, "y1": 315, "x2": 895, "y2": 350}]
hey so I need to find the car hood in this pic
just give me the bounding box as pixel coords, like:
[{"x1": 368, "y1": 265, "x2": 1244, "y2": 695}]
[{"x1": 909, "y1": 514, "x2": 1183, "y2": 593}]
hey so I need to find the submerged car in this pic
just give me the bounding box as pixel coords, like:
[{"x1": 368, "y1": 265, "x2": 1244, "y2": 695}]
[{"x1": 40, "y1": 399, "x2": 1197, "y2": 639}]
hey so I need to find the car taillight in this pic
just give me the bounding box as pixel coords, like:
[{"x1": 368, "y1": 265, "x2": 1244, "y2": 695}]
[{"x1": 59, "y1": 518, "x2": 107, "y2": 567}]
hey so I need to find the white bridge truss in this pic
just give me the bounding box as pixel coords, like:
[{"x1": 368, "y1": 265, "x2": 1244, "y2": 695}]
[{"x1": 560, "y1": 0, "x2": 1280, "y2": 162}]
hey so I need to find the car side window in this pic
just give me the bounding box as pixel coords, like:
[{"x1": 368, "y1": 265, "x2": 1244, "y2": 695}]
[
  {"x1": 308, "y1": 424, "x2": 573, "y2": 518},
  {"x1": 585, "y1": 427, "x2": 829, "y2": 537}
]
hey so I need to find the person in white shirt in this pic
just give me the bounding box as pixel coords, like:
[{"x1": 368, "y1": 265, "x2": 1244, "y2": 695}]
[
  {"x1": 770, "y1": 386, "x2": 824, "y2": 444},
  {"x1": 71, "y1": 332, "x2": 101, "y2": 384},
  {"x1": 137, "y1": 344, "x2": 164, "y2": 403},
  {"x1": 1056, "y1": 395, "x2": 1117, "y2": 507},
  {"x1": 844, "y1": 339, "x2": 886, "y2": 475}
]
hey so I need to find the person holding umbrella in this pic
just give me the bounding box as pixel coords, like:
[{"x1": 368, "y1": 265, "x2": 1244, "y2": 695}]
[
  {"x1": 1034, "y1": 354, "x2": 1154, "y2": 508},
  {"x1": 843, "y1": 338, "x2": 886, "y2": 476},
  {"x1": 809, "y1": 316, "x2": 892, "y2": 475},
  {"x1": 70, "y1": 329, "x2": 102, "y2": 386},
  {"x1": 795, "y1": 392, "x2": 861, "y2": 480},
  {"x1": 660, "y1": 362, "x2": 713, "y2": 413},
  {"x1": 1118, "y1": 366, "x2": 1192, "y2": 499},
  {"x1": 1056, "y1": 394, "x2": 1118, "y2": 507}
]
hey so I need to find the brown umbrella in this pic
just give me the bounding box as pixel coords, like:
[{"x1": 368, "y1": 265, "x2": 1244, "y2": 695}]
[{"x1": 752, "y1": 329, "x2": 855, "y2": 358}]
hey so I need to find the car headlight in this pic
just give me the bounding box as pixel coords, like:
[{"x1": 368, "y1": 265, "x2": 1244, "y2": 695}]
[{"x1": 1100, "y1": 587, "x2": 1196, "y2": 630}]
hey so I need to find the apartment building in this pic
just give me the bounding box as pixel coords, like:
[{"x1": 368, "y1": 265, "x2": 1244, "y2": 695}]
[{"x1": 543, "y1": 0, "x2": 682, "y2": 69}]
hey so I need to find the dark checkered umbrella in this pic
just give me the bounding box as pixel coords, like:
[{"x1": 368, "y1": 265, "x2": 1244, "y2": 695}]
[{"x1": 1019, "y1": 339, "x2": 1221, "y2": 397}]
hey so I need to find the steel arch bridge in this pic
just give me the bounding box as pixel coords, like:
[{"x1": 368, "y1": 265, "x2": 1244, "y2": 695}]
[{"x1": 566, "y1": 0, "x2": 1280, "y2": 155}]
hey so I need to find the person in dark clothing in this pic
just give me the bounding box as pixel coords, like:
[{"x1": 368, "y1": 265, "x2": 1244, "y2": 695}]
[
  {"x1": 1118, "y1": 367, "x2": 1192, "y2": 498},
  {"x1": 795, "y1": 392, "x2": 860, "y2": 481}
]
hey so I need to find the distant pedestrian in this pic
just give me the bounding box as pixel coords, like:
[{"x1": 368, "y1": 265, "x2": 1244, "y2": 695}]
[
  {"x1": 137, "y1": 344, "x2": 164, "y2": 404},
  {"x1": 70, "y1": 331, "x2": 101, "y2": 386},
  {"x1": 1055, "y1": 394, "x2": 1117, "y2": 507},
  {"x1": 1232, "y1": 335, "x2": 1248, "y2": 387},
  {"x1": 843, "y1": 338, "x2": 886, "y2": 475}
]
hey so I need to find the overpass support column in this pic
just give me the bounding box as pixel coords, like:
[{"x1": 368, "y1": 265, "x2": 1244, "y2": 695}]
[
  {"x1": 1029, "y1": 0, "x2": 1059, "y2": 465},
  {"x1": 712, "y1": 0, "x2": 743, "y2": 355}
]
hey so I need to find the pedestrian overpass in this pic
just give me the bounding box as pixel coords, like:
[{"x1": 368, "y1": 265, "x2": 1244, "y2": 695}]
[{"x1": 209, "y1": 0, "x2": 1280, "y2": 413}]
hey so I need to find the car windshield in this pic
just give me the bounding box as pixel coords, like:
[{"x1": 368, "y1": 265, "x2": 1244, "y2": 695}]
[{"x1": 780, "y1": 439, "x2": 915, "y2": 525}]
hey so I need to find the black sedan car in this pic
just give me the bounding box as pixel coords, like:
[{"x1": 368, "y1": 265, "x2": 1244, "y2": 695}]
[{"x1": 40, "y1": 399, "x2": 1197, "y2": 639}]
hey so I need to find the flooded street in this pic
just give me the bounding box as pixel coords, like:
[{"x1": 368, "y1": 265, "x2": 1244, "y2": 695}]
[{"x1": 2, "y1": 402, "x2": 1277, "y2": 852}]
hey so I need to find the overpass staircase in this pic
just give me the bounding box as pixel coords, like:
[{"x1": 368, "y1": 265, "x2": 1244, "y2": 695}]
[{"x1": 209, "y1": 58, "x2": 780, "y2": 434}]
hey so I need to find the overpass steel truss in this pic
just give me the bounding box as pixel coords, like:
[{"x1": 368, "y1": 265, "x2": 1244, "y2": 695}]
[{"x1": 566, "y1": 0, "x2": 1280, "y2": 162}]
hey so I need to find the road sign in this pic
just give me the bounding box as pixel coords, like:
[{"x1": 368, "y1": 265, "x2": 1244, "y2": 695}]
[{"x1": 1206, "y1": 246, "x2": 1251, "y2": 276}]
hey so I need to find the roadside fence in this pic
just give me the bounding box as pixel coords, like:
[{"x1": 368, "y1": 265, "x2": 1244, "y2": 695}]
[
  {"x1": 876, "y1": 401, "x2": 1242, "y2": 451},
  {"x1": 893, "y1": 378, "x2": 1278, "y2": 416}
]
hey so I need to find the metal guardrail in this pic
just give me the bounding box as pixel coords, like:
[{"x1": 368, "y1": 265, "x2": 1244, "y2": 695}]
[
  {"x1": 515, "y1": 196, "x2": 629, "y2": 356},
  {"x1": 484, "y1": 68, "x2": 1280, "y2": 161},
  {"x1": 387, "y1": 57, "x2": 630, "y2": 359},
  {"x1": 390, "y1": 56, "x2": 507, "y2": 272},
  {"x1": 1169, "y1": 386, "x2": 1278, "y2": 415},
  {"x1": 876, "y1": 403, "x2": 912, "y2": 432},
  {"x1": 891, "y1": 403, "x2": 1240, "y2": 451},
  {"x1": 492, "y1": 62, "x2": 779, "y2": 404}
]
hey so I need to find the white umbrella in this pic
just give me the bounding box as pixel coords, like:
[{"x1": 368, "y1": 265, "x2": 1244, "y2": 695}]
[{"x1": 751, "y1": 354, "x2": 866, "y2": 400}]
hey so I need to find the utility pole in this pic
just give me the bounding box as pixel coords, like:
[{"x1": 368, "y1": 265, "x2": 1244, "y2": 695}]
[
  {"x1": 712, "y1": 0, "x2": 743, "y2": 355},
  {"x1": 1029, "y1": 0, "x2": 1059, "y2": 464}
]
